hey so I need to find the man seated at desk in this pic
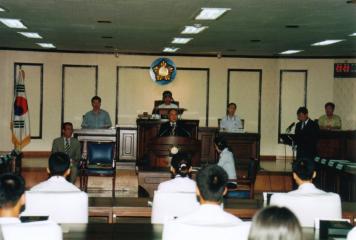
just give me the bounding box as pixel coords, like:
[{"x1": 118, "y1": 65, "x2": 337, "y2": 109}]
[
  {"x1": 158, "y1": 109, "x2": 190, "y2": 137},
  {"x1": 158, "y1": 90, "x2": 178, "y2": 109},
  {"x1": 81, "y1": 95, "x2": 112, "y2": 129},
  {"x1": 318, "y1": 102, "x2": 342, "y2": 130},
  {"x1": 220, "y1": 102, "x2": 243, "y2": 132}
]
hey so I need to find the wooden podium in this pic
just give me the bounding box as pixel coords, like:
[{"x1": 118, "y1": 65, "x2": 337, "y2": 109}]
[{"x1": 147, "y1": 136, "x2": 201, "y2": 168}]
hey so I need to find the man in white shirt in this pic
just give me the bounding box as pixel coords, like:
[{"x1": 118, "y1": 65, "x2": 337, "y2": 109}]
[
  {"x1": 31, "y1": 152, "x2": 80, "y2": 192},
  {"x1": 270, "y1": 160, "x2": 341, "y2": 227},
  {"x1": 0, "y1": 173, "x2": 62, "y2": 240},
  {"x1": 162, "y1": 165, "x2": 249, "y2": 240},
  {"x1": 158, "y1": 91, "x2": 178, "y2": 109},
  {"x1": 220, "y1": 103, "x2": 243, "y2": 132}
]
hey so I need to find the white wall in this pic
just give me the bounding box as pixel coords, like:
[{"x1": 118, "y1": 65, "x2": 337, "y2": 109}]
[{"x1": 0, "y1": 50, "x2": 354, "y2": 157}]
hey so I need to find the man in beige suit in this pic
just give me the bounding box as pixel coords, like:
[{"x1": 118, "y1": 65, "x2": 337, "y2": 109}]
[{"x1": 52, "y1": 122, "x2": 81, "y2": 183}]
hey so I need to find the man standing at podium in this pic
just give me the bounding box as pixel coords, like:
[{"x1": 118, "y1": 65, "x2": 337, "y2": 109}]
[
  {"x1": 158, "y1": 109, "x2": 190, "y2": 137},
  {"x1": 294, "y1": 107, "x2": 319, "y2": 165},
  {"x1": 81, "y1": 96, "x2": 112, "y2": 129}
]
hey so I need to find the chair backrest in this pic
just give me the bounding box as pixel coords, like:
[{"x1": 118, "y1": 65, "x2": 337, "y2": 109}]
[
  {"x1": 151, "y1": 191, "x2": 199, "y2": 224},
  {"x1": 87, "y1": 142, "x2": 115, "y2": 165},
  {"x1": 163, "y1": 221, "x2": 251, "y2": 240},
  {"x1": 21, "y1": 191, "x2": 88, "y2": 223},
  {"x1": 247, "y1": 158, "x2": 258, "y2": 182},
  {"x1": 270, "y1": 193, "x2": 342, "y2": 227},
  {"x1": 1, "y1": 221, "x2": 62, "y2": 240}
]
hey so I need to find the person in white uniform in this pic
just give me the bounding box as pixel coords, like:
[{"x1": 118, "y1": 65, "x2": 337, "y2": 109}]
[
  {"x1": 220, "y1": 103, "x2": 243, "y2": 132},
  {"x1": 158, "y1": 90, "x2": 178, "y2": 109},
  {"x1": 31, "y1": 152, "x2": 80, "y2": 192},
  {"x1": 162, "y1": 165, "x2": 249, "y2": 240},
  {"x1": 270, "y1": 160, "x2": 341, "y2": 227},
  {"x1": 158, "y1": 152, "x2": 196, "y2": 193},
  {"x1": 214, "y1": 136, "x2": 237, "y2": 188},
  {"x1": 347, "y1": 227, "x2": 356, "y2": 240},
  {"x1": 0, "y1": 173, "x2": 62, "y2": 240},
  {"x1": 248, "y1": 206, "x2": 303, "y2": 240}
]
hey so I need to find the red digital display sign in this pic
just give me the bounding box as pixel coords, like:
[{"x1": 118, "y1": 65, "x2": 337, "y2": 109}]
[{"x1": 334, "y1": 63, "x2": 356, "y2": 78}]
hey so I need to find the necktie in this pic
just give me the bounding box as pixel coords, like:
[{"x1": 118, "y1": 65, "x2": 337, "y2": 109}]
[
  {"x1": 301, "y1": 122, "x2": 305, "y2": 130},
  {"x1": 170, "y1": 122, "x2": 176, "y2": 136},
  {"x1": 65, "y1": 139, "x2": 71, "y2": 154}
]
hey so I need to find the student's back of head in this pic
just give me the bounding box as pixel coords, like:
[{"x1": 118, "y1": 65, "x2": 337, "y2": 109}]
[
  {"x1": 0, "y1": 173, "x2": 25, "y2": 216},
  {"x1": 248, "y1": 206, "x2": 302, "y2": 240},
  {"x1": 292, "y1": 159, "x2": 316, "y2": 183},
  {"x1": 196, "y1": 165, "x2": 228, "y2": 203},
  {"x1": 170, "y1": 152, "x2": 192, "y2": 178},
  {"x1": 48, "y1": 152, "x2": 70, "y2": 177}
]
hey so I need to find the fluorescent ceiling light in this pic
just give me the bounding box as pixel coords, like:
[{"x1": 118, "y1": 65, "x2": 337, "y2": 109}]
[
  {"x1": 349, "y1": 33, "x2": 356, "y2": 37},
  {"x1": 195, "y1": 8, "x2": 231, "y2": 20},
  {"x1": 279, "y1": 50, "x2": 303, "y2": 55},
  {"x1": 163, "y1": 47, "x2": 179, "y2": 53},
  {"x1": 0, "y1": 18, "x2": 27, "y2": 29},
  {"x1": 311, "y1": 40, "x2": 345, "y2": 46},
  {"x1": 0, "y1": 7, "x2": 5, "y2": 12},
  {"x1": 172, "y1": 37, "x2": 192, "y2": 44},
  {"x1": 37, "y1": 43, "x2": 56, "y2": 48},
  {"x1": 18, "y1": 32, "x2": 42, "y2": 39},
  {"x1": 181, "y1": 25, "x2": 208, "y2": 34}
]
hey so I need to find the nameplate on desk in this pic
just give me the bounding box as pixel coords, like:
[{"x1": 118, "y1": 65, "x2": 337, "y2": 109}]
[
  {"x1": 335, "y1": 163, "x2": 344, "y2": 170},
  {"x1": 321, "y1": 159, "x2": 327, "y2": 164},
  {"x1": 328, "y1": 161, "x2": 336, "y2": 167}
]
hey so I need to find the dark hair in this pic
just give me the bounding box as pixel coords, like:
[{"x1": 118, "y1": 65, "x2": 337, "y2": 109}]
[
  {"x1": 296, "y1": 107, "x2": 308, "y2": 115},
  {"x1": 227, "y1": 102, "x2": 237, "y2": 108},
  {"x1": 91, "y1": 95, "x2": 101, "y2": 103},
  {"x1": 162, "y1": 90, "x2": 172, "y2": 99},
  {"x1": 0, "y1": 173, "x2": 25, "y2": 208},
  {"x1": 48, "y1": 152, "x2": 71, "y2": 176},
  {"x1": 324, "y1": 102, "x2": 335, "y2": 110},
  {"x1": 196, "y1": 165, "x2": 228, "y2": 202},
  {"x1": 214, "y1": 136, "x2": 228, "y2": 151},
  {"x1": 171, "y1": 152, "x2": 192, "y2": 177},
  {"x1": 292, "y1": 160, "x2": 315, "y2": 180},
  {"x1": 168, "y1": 108, "x2": 178, "y2": 115},
  {"x1": 248, "y1": 206, "x2": 302, "y2": 240},
  {"x1": 62, "y1": 122, "x2": 73, "y2": 130}
]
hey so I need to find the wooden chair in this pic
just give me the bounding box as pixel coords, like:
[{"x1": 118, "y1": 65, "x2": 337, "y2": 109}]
[
  {"x1": 226, "y1": 158, "x2": 258, "y2": 199},
  {"x1": 81, "y1": 142, "x2": 116, "y2": 197}
]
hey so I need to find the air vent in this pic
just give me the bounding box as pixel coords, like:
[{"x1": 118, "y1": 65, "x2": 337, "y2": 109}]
[
  {"x1": 250, "y1": 39, "x2": 261, "y2": 42},
  {"x1": 97, "y1": 20, "x2": 112, "y2": 24},
  {"x1": 102, "y1": 36, "x2": 113, "y2": 39},
  {"x1": 285, "y1": 25, "x2": 300, "y2": 28}
]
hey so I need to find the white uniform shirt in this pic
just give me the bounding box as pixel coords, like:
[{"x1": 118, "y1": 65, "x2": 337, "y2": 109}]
[
  {"x1": 220, "y1": 115, "x2": 242, "y2": 132},
  {"x1": 163, "y1": 204, "x2": 249, "y2": 240},
  {"x1": 0, "y1": 218, "x2": 21, "y2": 225},
  {"x1": 158, "y1": 103, "x2": 178, "y2": 109},
  {"x1": 218, "y1": 148, "x2": 237, "y2": 181},
  {"x1": 347, "y1": 227, "x2": 356, "y2": 240},
  {"x1": 30, "y1": 176, "x2": 80, "y2": 192},
  {"x1": 270, "y1": 183, "x2": 342, "y2": 227},
  {"x1": 157, "y1": 175, "x2": 196, "y2": 193}
]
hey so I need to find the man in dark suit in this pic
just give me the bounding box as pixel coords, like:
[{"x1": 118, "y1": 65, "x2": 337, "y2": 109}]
[
  {"x1": 158, "y1": 109, "x2": 190, "y2": 137},
  {"x1": 52, "y1": 122, "x2": 81, "y2": 183},
  {"x1": 294, "y1": 107, "x2": 319, "y2": 164}
]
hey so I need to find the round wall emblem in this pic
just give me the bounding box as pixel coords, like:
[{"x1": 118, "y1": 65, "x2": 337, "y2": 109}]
[{"x1": 149, "y1": 58, "x2": 177, "y2": 85}]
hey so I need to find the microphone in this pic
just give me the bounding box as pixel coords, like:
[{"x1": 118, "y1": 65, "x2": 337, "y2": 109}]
[{"x1": 286, "y1": 122, "x2": 295, "y2": 133}]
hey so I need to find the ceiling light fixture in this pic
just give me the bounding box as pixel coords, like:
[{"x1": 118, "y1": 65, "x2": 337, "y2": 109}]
[
  {"x1": 18, "y1": 32, "x2": 42, "y2": 39},
  {"x1": 163, "y1": 47, "x2": 179, "y2": 53},
  {"x1": 37, "y1": 43, "x2": 56, "y2": 48},
  {"x1": 0, "y1": 18, "x2": 27, "y2": 29},
  {"x1": 279, "y1": 50, "x2": 303, "y2": 55},
  {"x1": 349, "y1": 33, "x2": 356, "y2": 36},
  {"x1": 311, "y1": 40, "x2": 345, "y2": 46},
  {"x1": 0, "y1": 7, "x2": 6, "y2": 12},
  {"x1": 195, "y1": 8, "x2": 231, "y2": 20},
  {"x1": 171, "y1": 37, "x2": 192, "y2": 44},
  {"x1": 181, "y1": 25, "x2": 208, "y2": 34}
]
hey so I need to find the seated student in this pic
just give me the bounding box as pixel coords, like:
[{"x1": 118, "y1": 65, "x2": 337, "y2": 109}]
[
  {"x1": 248, "y1": 206, "x2": 302, "y2": 240},
  {"x1": 318, "y1": 102, "x2": 342, "y2": 130},
  {"x1": 0, "y1": 173, "x2": 62, "y2": 240},
  {"x1": 270, "y1": 160, "x2": 341, "y2": 227},
  {"x1": 163, "y1": 165, "x2": 248, "y2": 240},
  {"x1": 31, "y1": 152, "x2": 80, "y2": 192},
  {"x1": 158, "y1": 152, "x2": 196, "y2": 193},
  {"x1": 347, "y1": 227, "x2": 356, "y2": 240},
  {"x1": 214, "y1": 137, "x2": 237, "y2": 188}
]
